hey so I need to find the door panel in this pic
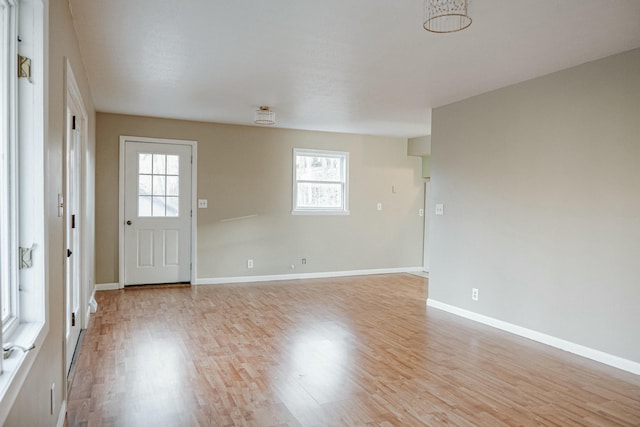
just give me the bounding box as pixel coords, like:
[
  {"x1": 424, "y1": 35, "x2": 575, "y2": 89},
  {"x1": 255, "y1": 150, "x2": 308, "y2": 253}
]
[
  {"x1": 124, "y1": 141, "x2": 192, "y2": 285},
  {"x1": 65, "y1": 108, "x2": 81, "y2": 374},
  {"x1": 164, "y1": 230, "x2": 180, "y2": 265}
]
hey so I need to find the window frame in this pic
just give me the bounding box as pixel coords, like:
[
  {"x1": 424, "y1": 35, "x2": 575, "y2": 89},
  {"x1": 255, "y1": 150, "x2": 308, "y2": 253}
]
[
  {"x1": 292, "y1": 148, "x2": 350, "y2": 215},
  {"x1": 1, "y1": 0, "x2": 19, "y2": 336},
  {"x1": 0, "y1": 0, "x2": 47, "y2": 420}
]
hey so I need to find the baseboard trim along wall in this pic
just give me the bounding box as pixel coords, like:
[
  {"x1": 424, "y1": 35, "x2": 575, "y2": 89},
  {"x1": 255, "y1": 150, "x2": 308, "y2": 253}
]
[
  {"x1": 56, "y1": 400, "x2": 66, "y2": 427},
  {"x1": 426, "y1": 299, "x2": 640, "y2": 376},
  {"x1": 95, "y1": 282, "x2": 120, "y2": 291},
  {"x1": 196, "y1": 267, "x2": 424, "y2": 286}
]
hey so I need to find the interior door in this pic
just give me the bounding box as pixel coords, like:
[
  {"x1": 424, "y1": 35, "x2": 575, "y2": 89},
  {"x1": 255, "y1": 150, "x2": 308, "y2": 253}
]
[
  {"x1": 124, "y1": 141, "x2": 192, "y2": 285},
  {"x1": 65, "y1": 108, "x2": 81, "y2": 374}
]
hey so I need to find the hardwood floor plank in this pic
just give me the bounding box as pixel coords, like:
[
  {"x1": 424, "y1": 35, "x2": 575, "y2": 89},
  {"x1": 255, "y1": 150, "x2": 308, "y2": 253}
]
[{"x1": 66, "y1": 274, "x2": 640, "y2": 426}]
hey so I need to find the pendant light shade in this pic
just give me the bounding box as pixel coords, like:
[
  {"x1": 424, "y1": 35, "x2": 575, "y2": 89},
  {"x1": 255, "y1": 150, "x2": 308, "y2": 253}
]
[
  {"x1": 423, "y1": 0, "x2": 472, "y2": 33},
  {"x1": 254, "y1": 106, "x2": 276, "y2": 125}
]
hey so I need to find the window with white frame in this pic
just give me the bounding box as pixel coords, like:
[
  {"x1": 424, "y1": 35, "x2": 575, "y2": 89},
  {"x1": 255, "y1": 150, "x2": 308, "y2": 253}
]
[
  {"x1": 292, "y1": 148, "x2": 349, "y2": 215},
  {"x1": 0, "y1": 0, "x2": 46, "y2": 415},
  {"x1": 1, "y1": 0, "x2": 19, "y2": 336}
]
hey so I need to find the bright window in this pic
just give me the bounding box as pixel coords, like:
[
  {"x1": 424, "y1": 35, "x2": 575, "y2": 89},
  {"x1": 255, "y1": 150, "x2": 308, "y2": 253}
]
[
  {"x1": 138, "y1": 153, "x2": 180, "y2": 217},
  {"x1": 292, "y1": 148, "x2": 349, "y2": 215}
]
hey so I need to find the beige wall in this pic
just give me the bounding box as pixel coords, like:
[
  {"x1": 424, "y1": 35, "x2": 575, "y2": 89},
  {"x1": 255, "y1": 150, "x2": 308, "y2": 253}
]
[
  {"x1": 5, "y1": 0, "x2": 96, "y2": 425},
  {"x1": 429, "y1": 49, "x2": 640, "y2": 363},
  {"x1": 96, "y1": 114, "x2": 425, "y2": 283}
]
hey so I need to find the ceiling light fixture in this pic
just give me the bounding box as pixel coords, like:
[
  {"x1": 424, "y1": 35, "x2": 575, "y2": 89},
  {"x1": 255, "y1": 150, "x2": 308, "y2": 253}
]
[
  {"x1": 254, "y1": 106, "x2": 276, "y2": 125},
  {"x1": 423, "y1": 0, "x2": 472, "y2": 33}
]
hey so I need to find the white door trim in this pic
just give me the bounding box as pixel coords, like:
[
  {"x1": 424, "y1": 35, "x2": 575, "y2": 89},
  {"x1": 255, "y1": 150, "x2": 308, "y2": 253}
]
[
  {"x1": 118, "y1": 136, "x2": 198, "y2": 288},
  {"x1": 64, "y1": 58, "x2": 88, "y2": 374}
]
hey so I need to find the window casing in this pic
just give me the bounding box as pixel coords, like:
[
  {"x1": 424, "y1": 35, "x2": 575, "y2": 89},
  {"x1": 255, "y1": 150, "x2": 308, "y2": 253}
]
[
  {"x1": 0, "y1": 0, "x2": 46, "y2": 418},
  {"x1": 292, "y1": 148, "x2": 349, "y2": 215},
  {"x1": 1, "y1": 0, "x2": 19, "y2": 337}
]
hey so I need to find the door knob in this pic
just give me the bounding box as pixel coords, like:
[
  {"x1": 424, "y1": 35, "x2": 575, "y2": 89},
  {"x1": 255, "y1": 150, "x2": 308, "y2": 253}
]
[{"x1": 126, "y1": 220, "x2": 132, "y2": 225}]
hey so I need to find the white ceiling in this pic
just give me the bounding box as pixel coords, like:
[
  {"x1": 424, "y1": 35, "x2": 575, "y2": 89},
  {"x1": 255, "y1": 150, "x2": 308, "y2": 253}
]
[{"x1": 69, "y1": 0, "x2": 640, "y2": 138}]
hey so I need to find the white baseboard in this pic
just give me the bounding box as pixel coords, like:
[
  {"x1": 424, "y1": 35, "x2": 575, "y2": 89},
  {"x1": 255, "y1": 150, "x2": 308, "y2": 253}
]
[
  {"x1": 56, "y1": 400, "x2": 66, "y2": 427},
  {"x1": 95, "y1": 282, "x2": 120, "y2": 291},
  {"x1": 84, "y1": 288, "x2": 98, "y2": 328},
  {"x1": 88, "y1": 289, "x2": 98, "y2": 313},
  {"x1": 196, "y1": 267, "x2": 423, "y2": 286},
  {"x1": 426, "y1": 299, "x2": 640, "y2": 376}
]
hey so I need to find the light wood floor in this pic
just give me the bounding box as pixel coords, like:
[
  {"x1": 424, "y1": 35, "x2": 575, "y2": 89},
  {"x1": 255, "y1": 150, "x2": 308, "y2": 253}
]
[{"x1": 66, "y1": 274, "x2": 640, "y2": 426}]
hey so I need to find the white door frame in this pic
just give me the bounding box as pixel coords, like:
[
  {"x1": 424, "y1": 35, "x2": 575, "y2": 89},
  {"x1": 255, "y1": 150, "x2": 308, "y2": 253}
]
[
  {"x1": 118, "y1": 136, "x2": 198, "y2": 288},
  {"x1": 423, "y1": 180, "x2": 430, "y2": 272},
  {"x1": 64, "y1": 59, "x2": 88, "y2": 373}
]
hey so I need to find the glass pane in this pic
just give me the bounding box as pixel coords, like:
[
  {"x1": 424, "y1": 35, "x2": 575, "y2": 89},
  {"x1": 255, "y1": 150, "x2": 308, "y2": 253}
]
[
  {"x1": 153, "y1": 154, "x2": 166, "y2": 174},
  {"x1": 166, "y1": 176, "x2": 179, "y2": 196},
  {"x1": 1, "y1": 281, "x2": 9, "y2": 321},
  {"x1": 166, "y1": 155, "x2": 179, "y2": 175},
  {"x1": 166, "y1": 197, "x2": 179, "y2": 217},
  {"x1": 139, "y1": 153, "x2": 152, "y2": 174},
  {"x1": 152, "y1": 196, "x2": 166, "y2": 216},
  {"x1": 139, "y1": 196, "x2": 152, "y2": 216},
  {"x1": 139, "y1": 175, "x2": 152, "y2": 195},
  {"x1": 296, "y1": 155, "x2": 342, "y2": 181},
  {"x1": 153, "y1": 175, "x2": 166, "y2": 196},
  {"x1": 297, "y1": 183, "x2": 342, "y2": 208}
]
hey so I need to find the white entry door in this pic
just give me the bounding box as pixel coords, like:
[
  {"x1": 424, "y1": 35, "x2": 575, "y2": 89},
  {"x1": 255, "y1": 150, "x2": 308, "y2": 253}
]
[{"x1": 123, "y1": 141, "x2": 192, "y2": 285}]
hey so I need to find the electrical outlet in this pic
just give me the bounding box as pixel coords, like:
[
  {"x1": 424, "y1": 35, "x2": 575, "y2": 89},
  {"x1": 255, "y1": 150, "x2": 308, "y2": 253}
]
[
  {"x1": 419, "y1": 208, "x2": 424, "y2": 217},
  {"x1": 247, "y1": 259, "x2": 253, "y2": 269},
  {"x1": 472, "y1": 288, "x2": 479, "y2": 301},
  {"x1": 435, "y1": 203, "x2": 444, "y2": 216}
]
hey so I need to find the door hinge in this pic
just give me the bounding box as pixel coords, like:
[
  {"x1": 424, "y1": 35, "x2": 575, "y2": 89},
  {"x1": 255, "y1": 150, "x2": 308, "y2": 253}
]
[
  {"x1": 67, "y1": 249, "x2": 72, "y2": 258},
  {"x1": 71, "y1": 214, "x2": 76, "y2": 229},
  {"x1": 71, "y1": 312, "x2": 76, "y2": 327},
  {"x1": 72, "y1": 115, "x2": 77, "y2": 130}
]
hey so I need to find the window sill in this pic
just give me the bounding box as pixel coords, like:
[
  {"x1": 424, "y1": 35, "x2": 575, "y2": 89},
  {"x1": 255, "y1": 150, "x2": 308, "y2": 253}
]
[
  {"x1": 0, "y1": 321, "x2": 46, "y2": 425},
  {"x1": 291, "y1": 209, "x2": 351, "y2": 216}
]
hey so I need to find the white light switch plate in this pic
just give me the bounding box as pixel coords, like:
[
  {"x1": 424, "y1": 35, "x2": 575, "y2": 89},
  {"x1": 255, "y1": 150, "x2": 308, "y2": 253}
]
[
  {"x1": 435, "y1": 203, "x2": 444, "y2": 216},
  {"x1": 198, "y1": 199, "x2": 208, "y2": 208},
  {"x1": 377, "y1": 202, "x2": 382, "y2": 211}
]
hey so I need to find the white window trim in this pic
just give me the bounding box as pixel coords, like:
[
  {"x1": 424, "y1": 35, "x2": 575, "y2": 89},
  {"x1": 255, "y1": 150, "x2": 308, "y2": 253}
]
[
  {"x1": 292, "y1": 148, "x2": 350, "y2": 215},
  {"x1": 0, "y1": 0, "x2": 48, "y2": 423}
]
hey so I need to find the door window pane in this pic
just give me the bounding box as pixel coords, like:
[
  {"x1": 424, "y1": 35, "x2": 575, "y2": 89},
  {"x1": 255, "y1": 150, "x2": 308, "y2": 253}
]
[
  {"x1": 166, "y1": 176, "x2": 179, "y2": 196},
  {"x1": 153, "y1": 154, "x2": 166, "y2": 174},
  {"x1": 152, "y1": 196, "x2": 166, "y2": 217},
  {"x1": 152, "y1": 175, "x2": 166, "y2": 195},
  {"x1": 139, "y1": 175, "x2": 152, "y2": 195},
  {"x1": 138, "y1": 153, "x2": 180, "y2": 217},
  {"x1": 166, "y1": 155, "x2": 179, "y2": 175},
  {"x1": 166, "y1": 197, "x2": 179, "y2": 217},
  {"x1": 139, "y1": 196, "x2": 152, "y2": 216},
  {"x1": 139, "y1": 153, "x2": 152, "y2": 174}
]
